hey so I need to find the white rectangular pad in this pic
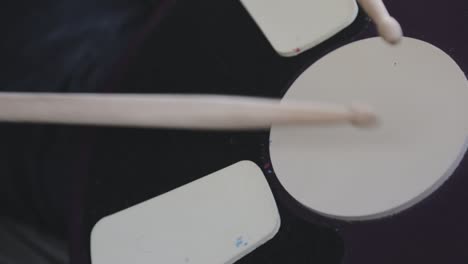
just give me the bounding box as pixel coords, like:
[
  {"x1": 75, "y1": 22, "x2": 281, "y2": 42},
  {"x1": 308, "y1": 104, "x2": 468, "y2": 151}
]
[
  {"x1": 240, "y1": 0, "x2": 358, "y2": 56},
  {"x1": 91, "y1": 161, "x2": 280, "y2": 264}
]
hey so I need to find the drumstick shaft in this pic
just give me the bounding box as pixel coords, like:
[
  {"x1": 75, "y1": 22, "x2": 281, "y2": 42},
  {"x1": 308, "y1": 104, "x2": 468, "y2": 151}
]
[
  {"x1": 358, "y1": 0, "x2": 390, "y2": 21},
  {"x1": 0, "y1": 93, "x2": 376, "y2": 129}
]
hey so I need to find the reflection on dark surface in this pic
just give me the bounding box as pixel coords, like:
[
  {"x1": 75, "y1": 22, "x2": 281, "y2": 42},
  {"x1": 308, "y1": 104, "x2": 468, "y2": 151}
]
[{"x1": 0, "y1": 217, "x2": 68, "y2": 264}]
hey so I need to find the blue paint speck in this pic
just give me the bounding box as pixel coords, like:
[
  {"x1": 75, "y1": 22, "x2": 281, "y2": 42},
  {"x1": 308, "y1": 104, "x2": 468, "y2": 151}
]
[{"x1": 235, "y1": 236, "x2": 248, "y2": 248}]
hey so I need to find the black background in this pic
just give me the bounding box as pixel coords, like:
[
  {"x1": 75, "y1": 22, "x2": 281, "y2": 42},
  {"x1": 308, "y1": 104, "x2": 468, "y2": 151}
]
[{"x1": 3, "y1": 0, "x2": 466, "y2": 263}]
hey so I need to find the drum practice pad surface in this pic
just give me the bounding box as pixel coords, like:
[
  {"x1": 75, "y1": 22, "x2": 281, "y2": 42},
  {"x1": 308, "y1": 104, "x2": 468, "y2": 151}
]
[{"x1": 270, "y1": 37, "x2": 468, "y2": 220}]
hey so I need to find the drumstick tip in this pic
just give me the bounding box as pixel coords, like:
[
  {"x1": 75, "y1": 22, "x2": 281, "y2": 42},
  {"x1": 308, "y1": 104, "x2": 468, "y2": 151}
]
[
  {"x1": 377, "y1": 16, "x2": 403, "y2": 44},
  {"x1": 349, "y1": 104, "x2": 379, "y2": 128}
]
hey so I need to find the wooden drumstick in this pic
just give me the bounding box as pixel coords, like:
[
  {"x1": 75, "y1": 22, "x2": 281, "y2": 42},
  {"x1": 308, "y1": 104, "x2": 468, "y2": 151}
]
[
  {"x1": 357, "y1": 0, "x2": 403, "y2": 44},
  {"x1": 0, "y1": 93, "x2": 377, "y2": 130}
]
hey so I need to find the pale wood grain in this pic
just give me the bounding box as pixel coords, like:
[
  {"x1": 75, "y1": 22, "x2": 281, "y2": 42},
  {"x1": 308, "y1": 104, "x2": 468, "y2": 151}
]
[{"x1": 0, "y1": 93, "x2": 377, "y2": 130}]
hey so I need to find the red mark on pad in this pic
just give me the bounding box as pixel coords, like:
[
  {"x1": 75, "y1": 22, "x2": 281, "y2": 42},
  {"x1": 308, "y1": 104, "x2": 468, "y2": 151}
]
[{"x1": 294, "y1": 48, "x2": 301, "y2": 53}]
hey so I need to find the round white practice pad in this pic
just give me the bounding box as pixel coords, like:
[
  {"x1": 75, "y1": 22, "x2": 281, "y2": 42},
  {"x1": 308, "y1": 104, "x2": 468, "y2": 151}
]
[{"x1": 270, "y1": 37, "x2": 468, "y2": 220}]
